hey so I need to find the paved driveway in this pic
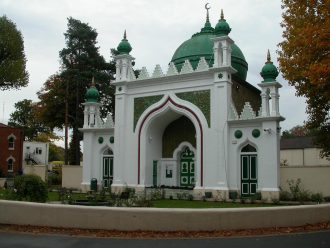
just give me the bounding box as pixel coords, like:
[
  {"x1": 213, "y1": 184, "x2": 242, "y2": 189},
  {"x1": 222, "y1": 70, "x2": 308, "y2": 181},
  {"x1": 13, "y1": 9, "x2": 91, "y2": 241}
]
[{"x1": 0, "y1": 231, "x2": 329, "y2": 248}]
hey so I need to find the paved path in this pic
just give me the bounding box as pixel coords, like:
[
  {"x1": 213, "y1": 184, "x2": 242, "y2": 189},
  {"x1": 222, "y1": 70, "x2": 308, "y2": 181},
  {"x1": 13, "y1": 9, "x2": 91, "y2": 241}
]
[{"x1": 0, "y1": 231, "x2": 329, "y2": 248}]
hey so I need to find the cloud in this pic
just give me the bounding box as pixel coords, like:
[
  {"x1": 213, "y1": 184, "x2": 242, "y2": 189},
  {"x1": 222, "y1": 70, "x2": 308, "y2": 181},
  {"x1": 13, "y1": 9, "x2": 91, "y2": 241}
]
[{"x1": 0, "y1": 0, "x2": 307, "y2": 129}]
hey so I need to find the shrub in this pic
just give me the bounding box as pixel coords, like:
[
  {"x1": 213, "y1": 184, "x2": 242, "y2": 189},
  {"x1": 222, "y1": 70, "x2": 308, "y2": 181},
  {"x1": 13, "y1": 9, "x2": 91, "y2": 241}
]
[
  {"x1": 287, "y1": 178, "x2": 311, "y2": 202},
  {"x1": 48, "y1": 173, "x2": 62, "y2": 186},
  {"x1": 205, "y1": 192, "x2": 213, "y2": 199},
  {"x1": 311, "y1": 193, "x2": 323, "y2": 203},
  {"x1": 279, "y1": 189, "x2": 292, "y2": 201},
  {"x1": 229, "y1": 191, "x2": 238, "y2": 202},
  {"x1": 14, "y1": 175, "x2": 48, "y2": 202}
]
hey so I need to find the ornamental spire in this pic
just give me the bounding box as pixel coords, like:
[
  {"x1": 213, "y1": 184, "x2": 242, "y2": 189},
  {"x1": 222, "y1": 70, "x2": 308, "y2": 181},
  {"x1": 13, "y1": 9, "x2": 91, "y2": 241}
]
[
  {"x1": 117, "y1": 29, "x2": 132, "y2": 54},
  {"x1": 260, "y1": 50, "x2": 279, "y2": 82},
  {"x1": 267, "y1": 49, "x2": 271, "y2": 63},
  {"x1": 221, "y1": 9, "x2": 224, "y2": 20},
  {"x1": 91, "y1": 76, "x2": 95, "y2": 87}
]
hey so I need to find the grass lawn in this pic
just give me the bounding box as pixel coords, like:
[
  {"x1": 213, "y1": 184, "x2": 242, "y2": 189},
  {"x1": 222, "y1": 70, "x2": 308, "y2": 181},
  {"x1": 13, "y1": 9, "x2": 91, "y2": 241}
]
[
  {"x1": 151, "y1": 199, "x2": 276, "y2": 208},
  {"x1": 47, "y1": 191, "x2": 86, "y2": 202},
  {"x1": 0, "y1": 188, "x2": 8, "y2": 200}
]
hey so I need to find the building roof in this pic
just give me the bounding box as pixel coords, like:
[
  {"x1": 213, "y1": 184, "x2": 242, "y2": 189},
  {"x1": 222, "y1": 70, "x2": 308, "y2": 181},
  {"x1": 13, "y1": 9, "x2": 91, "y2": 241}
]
[
  {"x1": 280, "y1": 136, "x2": 318, "y2": 149},
  {"x1": 0, "y1": 123, "x2": 8, "y2": 127}
]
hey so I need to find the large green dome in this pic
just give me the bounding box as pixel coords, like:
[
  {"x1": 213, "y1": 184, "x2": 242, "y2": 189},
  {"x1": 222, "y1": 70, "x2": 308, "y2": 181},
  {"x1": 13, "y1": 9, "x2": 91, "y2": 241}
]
[{"x1": 171, "y1": 14, "x2": 248, "y2": 81}]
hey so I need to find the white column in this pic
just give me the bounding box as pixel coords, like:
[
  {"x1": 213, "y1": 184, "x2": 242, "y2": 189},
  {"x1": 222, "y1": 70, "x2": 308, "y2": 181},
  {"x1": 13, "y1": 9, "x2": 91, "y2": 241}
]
[
  {"x1": 83, "y1": 107, "x2": 88, "y2": 128},
  {"x1": 260, "y1": 91, "x2": 268, "y2": 117},
  {"x1": 213, "y1": 41, "x2": 219, "y2": 68},
  {"x1": 115, "y1": 62, "x2": 121, "y2": 82},
  {"x1": 89, "y1": 106, "x2": 95, "y2": 127},
  {"x1": 276, "y1": 92, "x2": 280, "y2": 116},
  {"x1": 222, "y1": 41, "x2": 228, "y2": 66},
  {"x1": 270, "y1": 91, "x2": 277, "y2": 116}
]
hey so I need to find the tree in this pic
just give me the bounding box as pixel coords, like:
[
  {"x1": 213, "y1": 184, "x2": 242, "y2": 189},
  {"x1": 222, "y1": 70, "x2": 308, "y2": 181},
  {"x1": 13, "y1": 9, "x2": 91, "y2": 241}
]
[
  {"x1": 38, "y1": 17, "x2": 115, "y2": 165},
  {"x1": 278, "y1": 0, "x2": 330, "y2": 158},
  {"x1": 8, "y1": 99, "x2": 51, "y2": 140},
  {"x1": 281, "y1": 125, "x2": 318, "y2": 138},
  {"x1": 0, "y1": 16, "x2": 28, "y2": 90}
]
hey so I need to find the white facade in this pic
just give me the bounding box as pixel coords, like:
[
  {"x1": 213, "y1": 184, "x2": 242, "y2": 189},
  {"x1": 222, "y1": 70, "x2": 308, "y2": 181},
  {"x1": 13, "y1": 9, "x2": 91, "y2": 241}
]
[
  {"x1": 23, "y1": 141, "x2": 49, "y2": 166},
  {"x1": 80, "y1": 12, "x2": 284, "y2": 200}
]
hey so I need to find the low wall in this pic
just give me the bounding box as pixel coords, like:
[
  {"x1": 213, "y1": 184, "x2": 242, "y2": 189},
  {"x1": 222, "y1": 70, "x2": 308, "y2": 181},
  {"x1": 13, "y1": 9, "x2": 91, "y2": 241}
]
[
  {"x1": 62, "y1": 165, "x2": 82, "y2": 189},
  {"x1": 23, "y1": 165, "x2": 46, "y2": 181},
  {"x1": 0, "y1": 200, "x2": 329, "y2": 231},
  {"x1": 0, "y1": 178, "x2": 6, "y2": 187},
  {"x1": 280, "y1": 166, "x2": 330, "y2": 196}
]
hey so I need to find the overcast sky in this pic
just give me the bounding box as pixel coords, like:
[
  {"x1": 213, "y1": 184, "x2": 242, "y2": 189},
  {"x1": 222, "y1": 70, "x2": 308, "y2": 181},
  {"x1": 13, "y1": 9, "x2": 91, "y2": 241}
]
[{"x1": 0, "y1": 0, "x2": 307, "y2": 133}]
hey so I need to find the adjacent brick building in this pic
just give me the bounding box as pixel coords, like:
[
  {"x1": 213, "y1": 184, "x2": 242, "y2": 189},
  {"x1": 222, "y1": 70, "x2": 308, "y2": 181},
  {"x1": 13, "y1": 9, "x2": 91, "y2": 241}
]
[{"x1": 0, "y1": 123, "x2": 24, "y2": 177}]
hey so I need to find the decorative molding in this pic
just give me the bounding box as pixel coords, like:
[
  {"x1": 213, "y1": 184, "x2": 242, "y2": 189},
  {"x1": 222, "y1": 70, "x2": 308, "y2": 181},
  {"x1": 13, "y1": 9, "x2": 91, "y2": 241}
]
[
  {"x1": 229, "y1": 103, "x2": 239, "y2": 120},
  {"x1": 103, "y1": 114, "x2": 115, "y2": 128},
  {"x1": 166, "y1": 62, "x2": 179, "y2": 76},
  {"x1": 196, "y1": 57, "x2": 209, "y2": 71},
  {"x1": 176, "y1": 90, "x2": 210, "y2": 127},
  {"x1": 134, "y1": 95, "x2": 163, "y2": 130},
  {"x1": 129, "y1": 68, "x2": 136, "y2": 80},
  {"x1": 152, "y1": 64, "x2": 164, "y2": 78},
  {"x1": 180, "y1": 60, "x2": 194, "y2": 74},
  {"x1": 137, "y1": 67, "x2": 149, "y2": 80},
  {"x1": 234, "y1": 130, "x2": 243, "y2": 139},
  {"x1": 240, "y1": 102, "x2": 256, "y2": 120},
  {"x1": 252, "y1": 129, "x2": 261, "y2": 138}
]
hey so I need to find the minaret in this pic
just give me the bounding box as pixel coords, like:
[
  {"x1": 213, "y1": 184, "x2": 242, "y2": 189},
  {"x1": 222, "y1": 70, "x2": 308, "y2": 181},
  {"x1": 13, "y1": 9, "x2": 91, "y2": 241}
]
[
  {"x1": 115, "y1": 30, "x2": 135, "y2": 82},
  {"x1": 210, "y1": 9, "x2": 237, "y2": 191},
  {"x1": 82, "y1": 77, "x2": 101, "y2": 128},
  {"x1": 258, "y1": 50, "x2": 282, "y2": 117},
  {"x1": 212, "y1": 9, "x2": 236, "y2": 73}
]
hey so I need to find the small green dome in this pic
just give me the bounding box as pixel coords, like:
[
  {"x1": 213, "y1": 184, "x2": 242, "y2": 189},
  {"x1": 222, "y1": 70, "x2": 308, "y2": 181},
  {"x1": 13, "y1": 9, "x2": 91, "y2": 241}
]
[
  {"x1": 215, "y1": 10, "x2": 231, "y2": 36},
  {"x1": 260, "y1": 50, "x2": 279, "y2": 82},
  {"x1": 86, "y1": 79, "x2": 99, "y2": 103},
  {"x1": 117, "y1": 30, "x2": 132, "y2": 54}
]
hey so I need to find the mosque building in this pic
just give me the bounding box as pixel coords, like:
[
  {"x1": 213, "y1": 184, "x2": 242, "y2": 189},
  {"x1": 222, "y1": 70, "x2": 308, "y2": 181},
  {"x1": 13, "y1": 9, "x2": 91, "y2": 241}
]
[{"x1": 80, "y1": 7, "x2": 284, "y2": 200}]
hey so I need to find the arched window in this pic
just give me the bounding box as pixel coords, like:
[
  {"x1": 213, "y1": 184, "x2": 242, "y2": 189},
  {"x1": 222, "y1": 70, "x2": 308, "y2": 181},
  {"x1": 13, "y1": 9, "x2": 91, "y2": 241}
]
[
  {"x1": 241, "y1": 144, "x2": 257, "y2": 153},
  {"x1": 8, "y1": 159, "x2": 14, "y2": 172},
  {"x1": 8, "y1": 137, "x2": 15, "y2": 149},
  {"x1": 103, "y1": 148, "x2": 113, "y2": 155}
]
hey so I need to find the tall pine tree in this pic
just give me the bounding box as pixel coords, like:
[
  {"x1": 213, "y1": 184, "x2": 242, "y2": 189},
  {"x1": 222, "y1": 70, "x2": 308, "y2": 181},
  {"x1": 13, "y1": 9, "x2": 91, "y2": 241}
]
[{"x1": 38, "y1": 17, "x2": 115, "y2": 165}]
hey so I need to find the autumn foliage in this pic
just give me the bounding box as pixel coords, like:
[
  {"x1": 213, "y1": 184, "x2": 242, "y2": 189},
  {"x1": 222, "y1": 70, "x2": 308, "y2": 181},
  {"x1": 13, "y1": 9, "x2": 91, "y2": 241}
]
[{"x1": 278, "y1": 0, "x2": 330, "y2": 158}]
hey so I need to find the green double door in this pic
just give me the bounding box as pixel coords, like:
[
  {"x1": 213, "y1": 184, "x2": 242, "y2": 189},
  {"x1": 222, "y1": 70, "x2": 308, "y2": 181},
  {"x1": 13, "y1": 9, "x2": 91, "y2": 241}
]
[
  {"x1": 180, "y1": 147, "x2": 195, "y2": 187},
  {"x1": 241, "y1": 154, "x2": 257, "y2": 197},
  {"x1": 103, "y1": 157, "x2": 113, "y2": 188}
]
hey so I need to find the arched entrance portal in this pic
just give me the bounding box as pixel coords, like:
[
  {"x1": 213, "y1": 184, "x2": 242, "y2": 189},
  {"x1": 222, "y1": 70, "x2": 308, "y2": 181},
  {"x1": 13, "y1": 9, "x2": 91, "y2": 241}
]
[
  {"x1": 102, "y1": 148, "x2": 113, "y2": 188},
  {"x1": 139, "y1": 97, "x2": 203, "y2": 187},
  {"x1": 240, "y1": 144, "x2": 257, "y2": 197},
  {"x1": 145, "y1": 113, "x2": 197, "y2": 187}
]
